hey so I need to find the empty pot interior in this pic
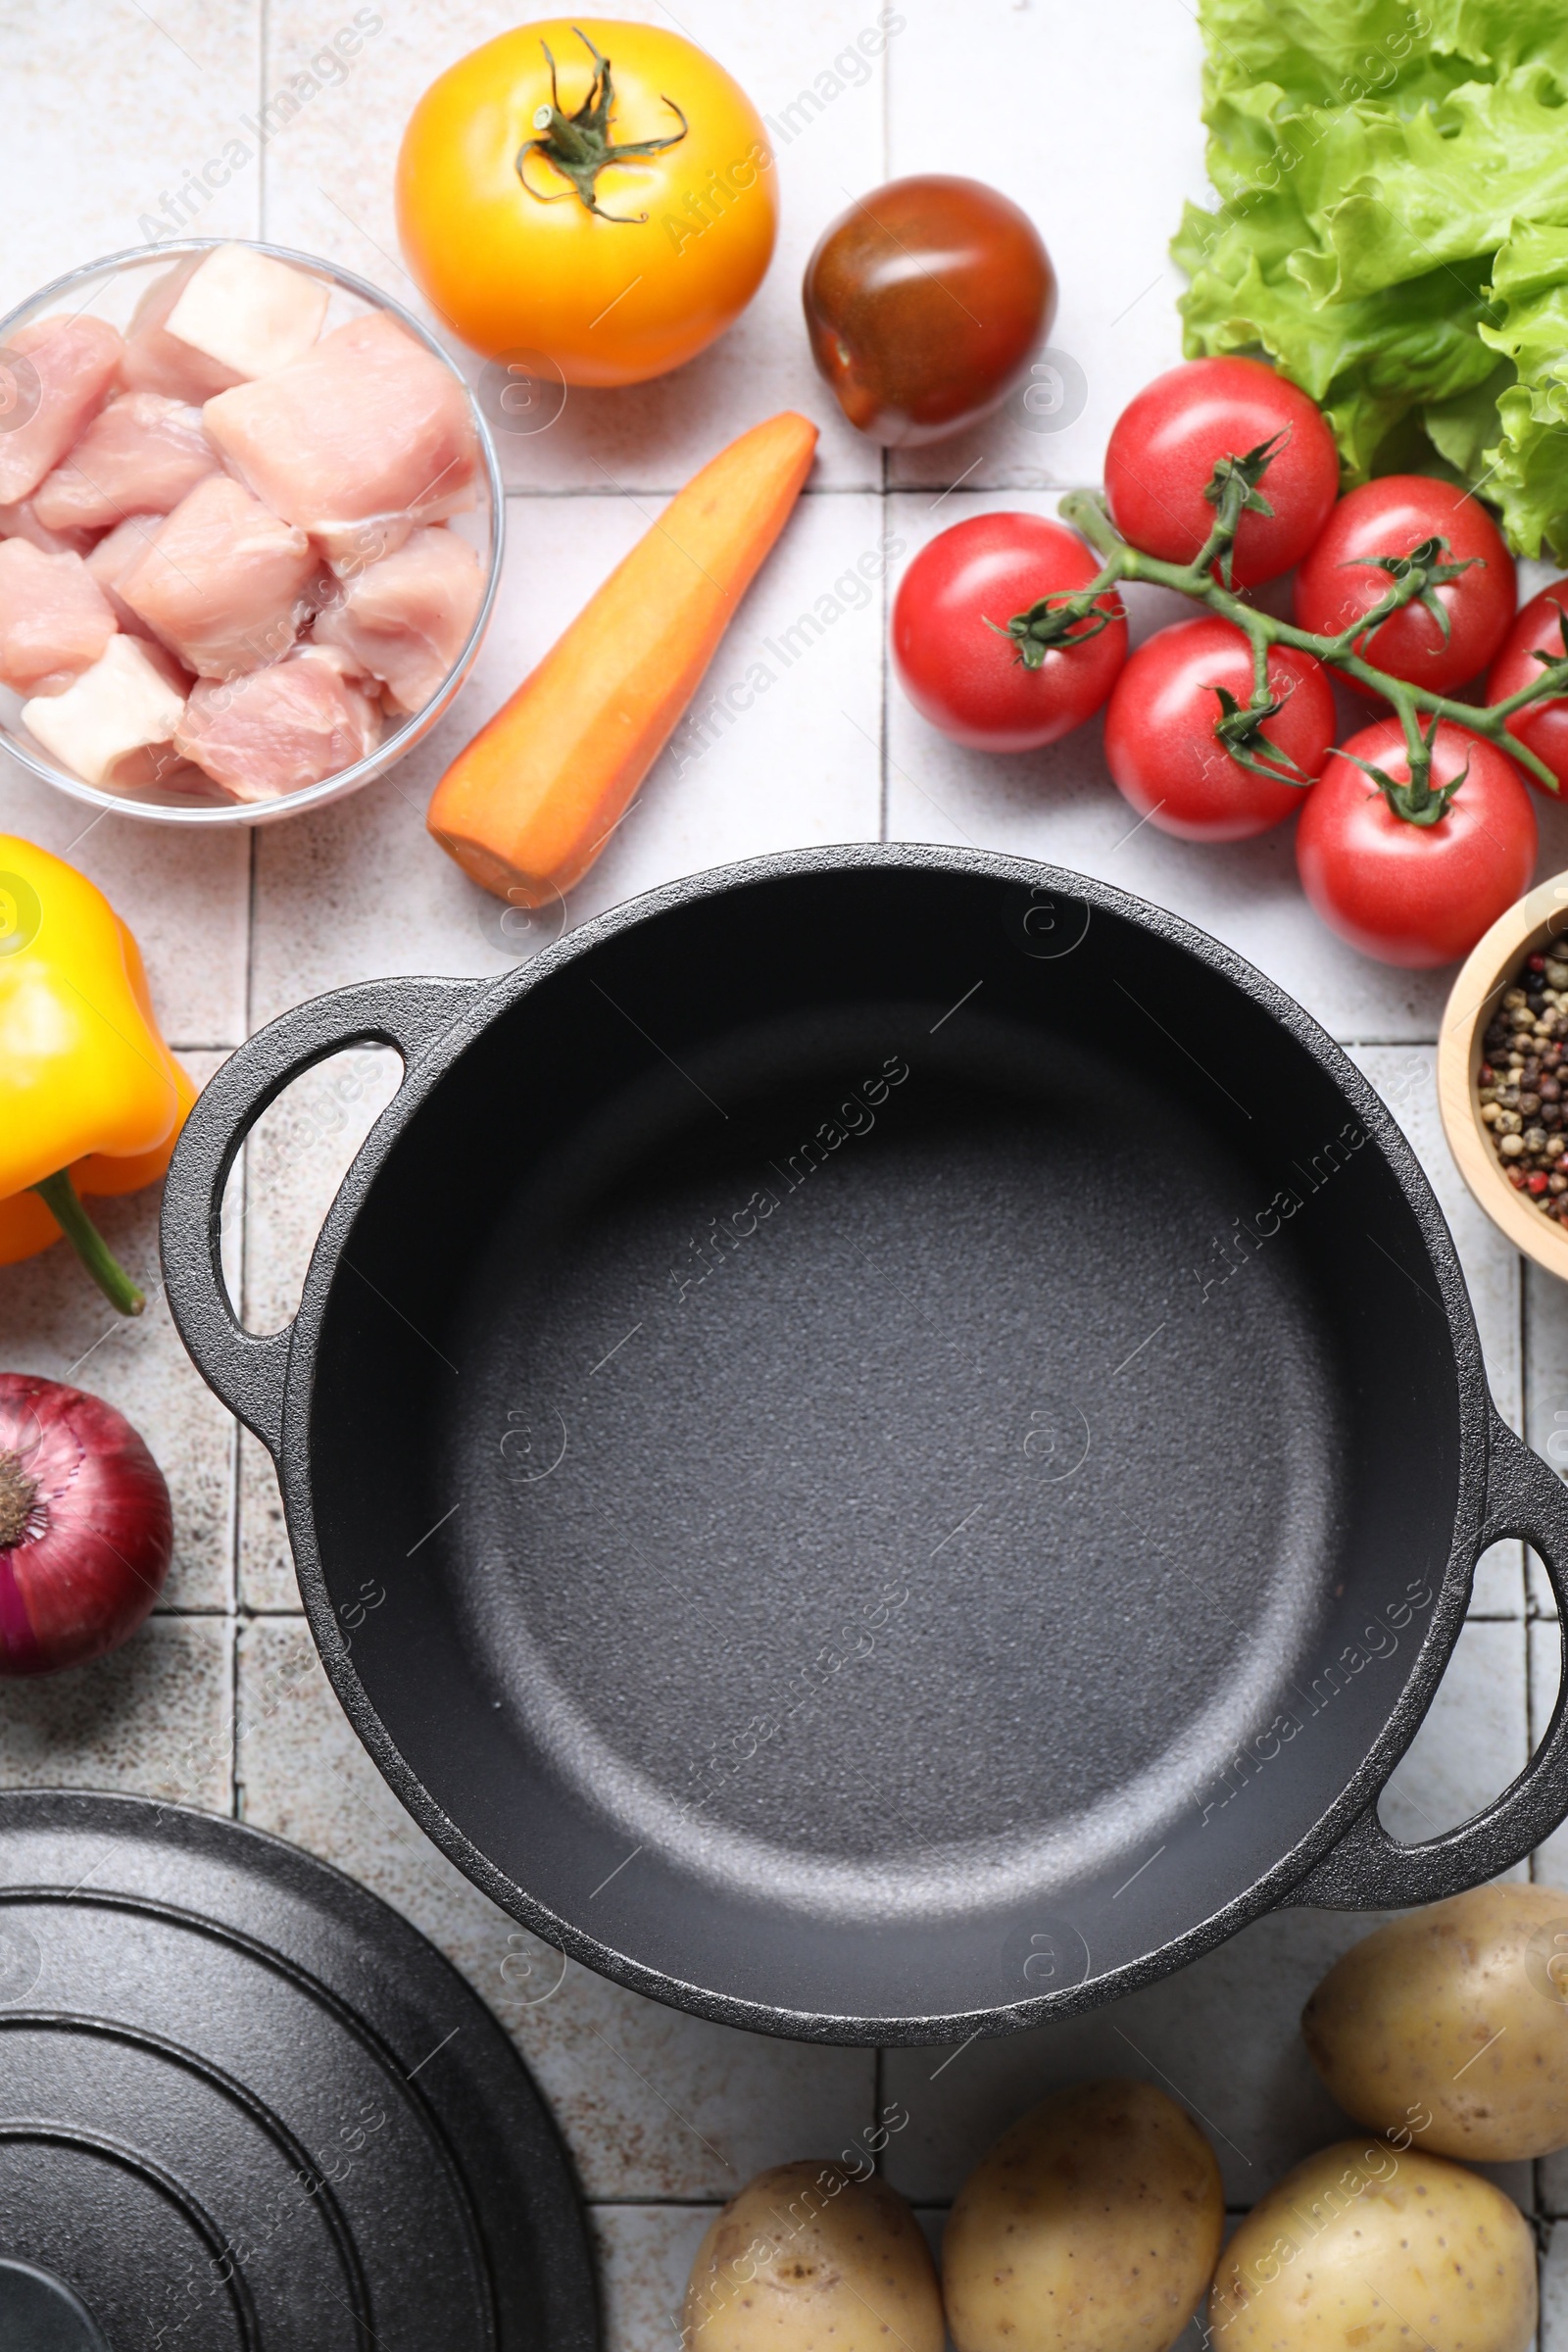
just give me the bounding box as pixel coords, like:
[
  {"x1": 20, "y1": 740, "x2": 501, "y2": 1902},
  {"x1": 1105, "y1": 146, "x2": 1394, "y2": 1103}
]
[{"x1": 304, "y1": 863, "x2": 1463, "y2": 2028}]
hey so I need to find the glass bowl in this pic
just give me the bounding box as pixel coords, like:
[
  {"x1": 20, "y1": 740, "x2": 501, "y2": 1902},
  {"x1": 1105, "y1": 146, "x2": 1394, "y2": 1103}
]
[{"x1": 0, "y1": 238, "x2": 504, "y2": 827}]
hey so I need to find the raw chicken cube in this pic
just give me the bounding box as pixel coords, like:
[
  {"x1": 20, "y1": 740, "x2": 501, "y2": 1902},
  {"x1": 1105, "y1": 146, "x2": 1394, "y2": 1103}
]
[
  {"x1": 163, "y1": 245, "x2": 328, "y2": 383},
  {"x1": 85, "y1": 514, "x2": 163, "y2": 632},
  {"x1": 32, "y1": 394, "x2": 219, "y2": 532},
  {"x1": 120, "y1": 473, "x2": 319, "y2": 678},
  {"x1": 314, "y1": 527, "x2": 484, "y2": 713},
  {"x1": 0, "y1": 498, "x2": 92, "y2": 556},
  {"x1": 203, "y1": 312, "x2": 477, "y2": 572},
  {"x1": 23, "y1": 633, "x2": 188, "y2": 789},
  {"x1": 0, "y1": 540, "x2": 116, "y2": 693},
  {"x1": 175, "y1": 644, "x2": 381, "y2": 802},
  {"x1": 0, "y1": 315, "x2": 122, "y2": 504},
  {"x1": 122, "y1": 256, "x2": 245, "y2": 404}
]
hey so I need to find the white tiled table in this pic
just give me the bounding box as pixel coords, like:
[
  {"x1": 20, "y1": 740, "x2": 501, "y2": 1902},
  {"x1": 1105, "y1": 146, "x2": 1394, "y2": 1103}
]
[{"x1": 5, "y1": 5, "x2": 1568, "y2": 2345}]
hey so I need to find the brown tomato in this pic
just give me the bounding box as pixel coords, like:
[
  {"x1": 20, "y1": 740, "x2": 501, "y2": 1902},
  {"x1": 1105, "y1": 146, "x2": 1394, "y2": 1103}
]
[{"x1": 803, "y1": 174, "x2": 1054, "y2": 447}]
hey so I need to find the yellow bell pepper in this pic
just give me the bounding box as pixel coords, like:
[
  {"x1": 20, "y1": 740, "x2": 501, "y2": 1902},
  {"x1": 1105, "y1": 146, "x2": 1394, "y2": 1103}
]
[{"x1": 0, "y1": 835, "x2": 196, "y2": 1314}]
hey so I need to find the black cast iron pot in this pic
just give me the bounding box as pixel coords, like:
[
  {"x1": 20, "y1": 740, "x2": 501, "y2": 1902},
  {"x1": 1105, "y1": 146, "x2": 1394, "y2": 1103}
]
[{"x1": 163, "y1": 847, "x2": 1568, "y2": 2043}]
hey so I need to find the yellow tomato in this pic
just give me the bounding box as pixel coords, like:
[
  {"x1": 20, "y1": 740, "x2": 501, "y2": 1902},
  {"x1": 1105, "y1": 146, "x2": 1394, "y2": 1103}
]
[{"x1": 396, "y1": 19, "x2": 777, "y2": 388}]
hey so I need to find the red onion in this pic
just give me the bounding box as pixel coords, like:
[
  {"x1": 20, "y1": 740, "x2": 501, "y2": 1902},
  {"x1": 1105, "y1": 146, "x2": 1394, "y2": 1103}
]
[{"x1": 0, "y1": 1373, "x2": 172, "y2": 1676}]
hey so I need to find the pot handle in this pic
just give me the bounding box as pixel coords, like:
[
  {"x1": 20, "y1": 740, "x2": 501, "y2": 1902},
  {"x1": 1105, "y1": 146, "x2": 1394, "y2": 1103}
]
[
  {"x1": 1288, "y1": 1410, "x2": 1568, "y2": 1908},
  {"x1": 160, "y1": 976, "x2": 480, "y2": 1455}
]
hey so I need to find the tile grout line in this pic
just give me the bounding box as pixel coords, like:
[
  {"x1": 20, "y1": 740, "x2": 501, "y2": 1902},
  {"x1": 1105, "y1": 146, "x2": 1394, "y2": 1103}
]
[
  {"x1": 224, "y1": 1570, "x2": 240, "y2": 1823},
  {"x1": 501, "y1": 481, "x2": 911, "y2": 500},
  {"x1": 257, "y1": 0, "x2": 269, "y2": 243},
  {"x1": 226, "y1": 0, "x2": 268, "y2": 1823},
  {"x1": 496, "y1": 481, "x2": 1102, "y2": 504},
  {"x1": 575, "y1": 2198, "x2": 1339, "y2": 2216},
  {"x1": 583, "y1": 2197, "x2": 728, "y2": 2208},
  {"x1": 229, "y1": 1133, "x2": 245, "y2": 1823},
  {"x1": 229, "y1": 195, "x2": 265, "y2": 1787},
  {"x1": 152, "y1": 1605, "x2": 255, "y2": 1619}
]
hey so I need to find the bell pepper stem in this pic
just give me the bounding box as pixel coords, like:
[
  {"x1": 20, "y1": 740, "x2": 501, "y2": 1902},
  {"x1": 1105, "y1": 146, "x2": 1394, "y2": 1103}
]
[{"x1": 30, "y1": 1169, "x2": 144, "y2": 1316}]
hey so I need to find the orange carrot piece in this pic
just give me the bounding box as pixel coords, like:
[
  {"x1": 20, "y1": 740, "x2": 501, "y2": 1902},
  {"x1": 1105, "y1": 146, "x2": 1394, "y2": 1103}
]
[{"x1": 427, "y1": 411, "x2": 819, "y2": 903}]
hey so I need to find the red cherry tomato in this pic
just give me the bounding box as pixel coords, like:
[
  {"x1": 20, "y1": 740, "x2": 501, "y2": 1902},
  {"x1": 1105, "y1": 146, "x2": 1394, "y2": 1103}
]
[
  {"x1": 1487, "y1": 580, "x2": 1568, "y2": 793},
  {"x1": 891, "y1": 512, "x2": 1127, "y2": 751},
  {"x1": 1296, "y1": 719, "x2": 1536, "y2": 968},
  {"x1": 1102, "y1": 618, "x2": 1335, "y2": 842},
  {"x1": 1293, "y1": 477, "x2": 1515, "y2": 694},
  {"x1": 1103, "y1": 358, "x2": 1340, "y2": 588}
]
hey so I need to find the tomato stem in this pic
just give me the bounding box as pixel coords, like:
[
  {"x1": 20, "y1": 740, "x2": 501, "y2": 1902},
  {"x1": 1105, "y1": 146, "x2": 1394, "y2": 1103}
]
[
  {"x1": 1206, "y1": 681, "x2": 1317, "y2": 788},
  {"x1": 1020, "y1": 487, "x2": 1567, "y2": 809},
  {"x1": 1196, "y1": 431, "x2": 1285, "y2": 589},
  {"x1": 1248, "y1": 628, "x2": 1271, "y2": 707},
  {"x1": 516, "y1": 28, "x2": 688, "y2": 223},
  {"x1": 1342, "y1": 703, "x2": 1462, "y2": 827}
]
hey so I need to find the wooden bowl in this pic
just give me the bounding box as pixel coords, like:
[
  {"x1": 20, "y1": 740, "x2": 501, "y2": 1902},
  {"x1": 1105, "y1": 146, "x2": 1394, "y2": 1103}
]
[{"x1": 1438, "y1": 872, "x2": 1568, "y2": 1278}]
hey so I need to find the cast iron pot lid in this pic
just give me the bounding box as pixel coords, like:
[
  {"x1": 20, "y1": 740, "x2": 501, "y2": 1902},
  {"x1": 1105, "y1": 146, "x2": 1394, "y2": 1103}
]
[{"x1": 0, "y1": 1789, "x2": 596, "y2": 2352}]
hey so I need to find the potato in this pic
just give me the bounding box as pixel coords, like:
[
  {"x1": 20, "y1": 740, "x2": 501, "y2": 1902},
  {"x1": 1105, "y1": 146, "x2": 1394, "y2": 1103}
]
[
  {"x1": 1209, "y1": 2137, "x2": 1535, "y2": 2349},
  {"x1": 1303, "y1": 1884, "x2": 1568, "y2": 2159},
  {"x1": 941, "y1": 2079, "x2": 1223, "y2": 2352},
  {"x1": 682, "y1": 2160, "x2": 943, "y2": 2352}
]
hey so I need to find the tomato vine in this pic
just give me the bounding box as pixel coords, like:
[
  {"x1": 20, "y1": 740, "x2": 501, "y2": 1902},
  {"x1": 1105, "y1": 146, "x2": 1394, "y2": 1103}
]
[{"x1": 1004, "y1": 448, "x2": 1568, "y2": 821}]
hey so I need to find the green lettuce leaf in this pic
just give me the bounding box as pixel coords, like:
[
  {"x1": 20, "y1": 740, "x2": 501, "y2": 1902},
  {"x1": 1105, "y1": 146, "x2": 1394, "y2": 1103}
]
[
  {"x1": 1289, "y1": 70, "x2": 1568, "y2": 302},
  {"x1": 1478, "y1": 223, "x2": 1568, "y2": 557},
  {"x1": 1422, "y1": 359, "x2": 1514, "y2": 471},
  {"x1": 1176, "y1": 197, "x2": 1497, "y2": 476},
  {"x1": 1198, "y1": 0, "x2": 1568, "y2": 116},
  {"x1": 1175, "y1": 0, "x2": 1568, "y2": 556}
]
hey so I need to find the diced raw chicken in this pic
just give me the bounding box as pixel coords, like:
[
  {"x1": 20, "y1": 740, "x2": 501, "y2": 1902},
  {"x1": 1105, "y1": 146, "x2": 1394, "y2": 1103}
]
[
  {"x1": 303, "y1": 641, "x2": 366, "y2": 683},
  {"x1": 0, "y1": 539, "x2": 116, "y2": 693},
  {"x1": 0, "y1": 315, "x2": 122, "y2": 505},
  {"x1": 85, "y1": 514, "x2": 163, "y2": 632},
  {"x1": 313, "y1": 527, "x2": 484, "y2": 713},
  {"x1": 32, "y1": 394, "x2": 218, "y2": 532},
  {"x1": 0, "y1": 497, "x2": 92, "y2": 556},
  {"x1": 175, "y1": 644, "x2": 381, "y2": 802},
  {"x1": 119, "y1": 473, "x2": 319, "y2": 678},
  {"x1": 122, "y1": 256, "x2": 245, "y2": 404},
  {"x1": 164, "y1": 245, "x2": 328, "y2": 383},
  {"x1": 203, "y1": 313, "x2": 477, "y2": 572},
  {"x1": 22, "y1": 633, "x2": 188, "y2": 789}
]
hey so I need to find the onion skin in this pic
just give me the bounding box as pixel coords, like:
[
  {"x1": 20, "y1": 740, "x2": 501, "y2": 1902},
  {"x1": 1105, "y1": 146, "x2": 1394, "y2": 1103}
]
[{"x1": 0, "y1": 1373, "x2": 172, "y2": 1675}]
